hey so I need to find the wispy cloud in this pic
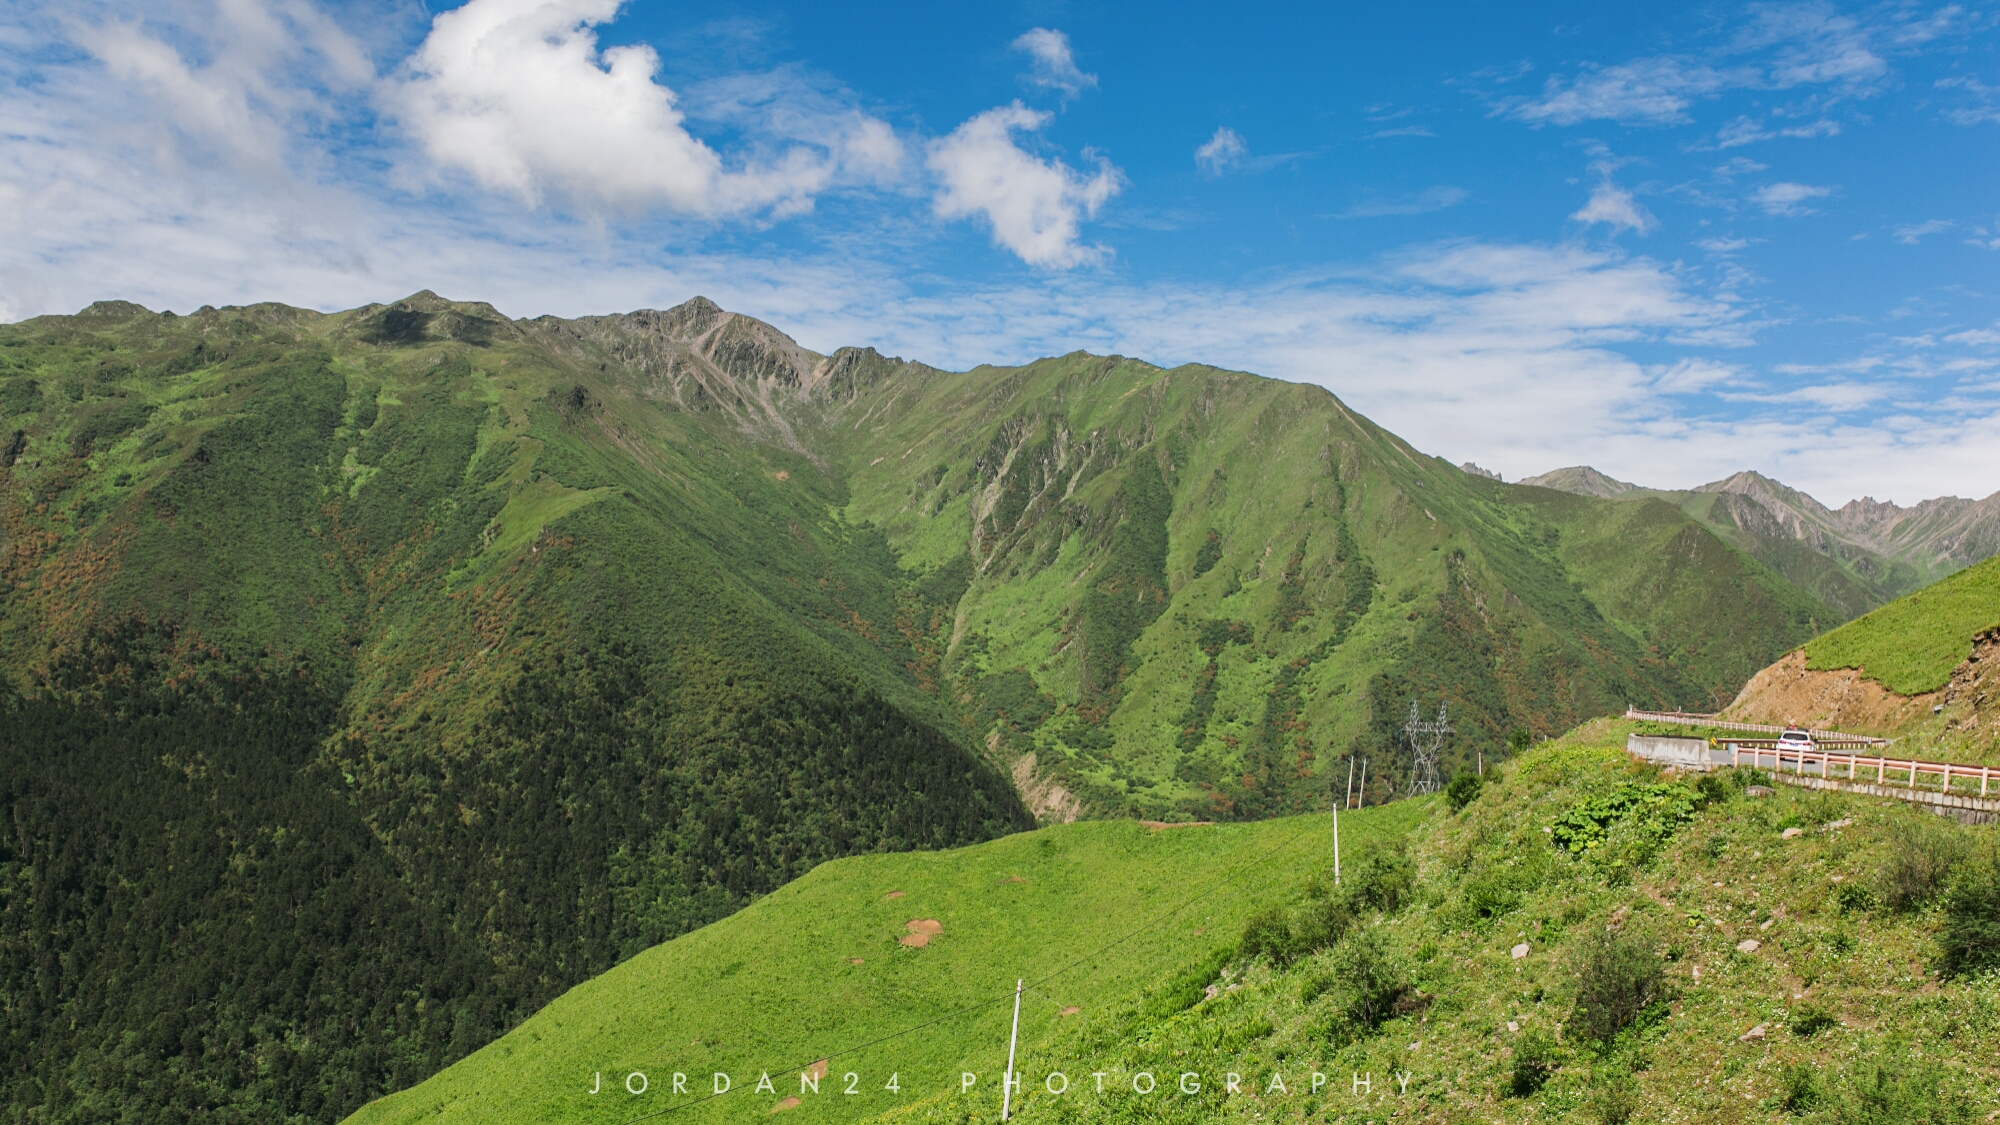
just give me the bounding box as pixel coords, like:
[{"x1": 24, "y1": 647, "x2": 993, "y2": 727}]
[
  {"x1": 1937, "y1": 75, "x2": 2000, "y2": 125},
  {"x1": 1366, "y1": 125, "x2": 1436, "y2": 139},
  {"x1": 1011, "y1": 27, "x2": 1097, "y2": 100},
  {"x1": 1892, "y1": 219, "x2": 1953, "y2": 243},
  {"x1": 1335, "y1": 186, "x2": 1468, "y2": 219},
  {"x1": 1494, "y1": 4, "x2": 1967, "y2": 128},
  {"x1": 1194, "y1": 126, "x2": 1245, "y2": 175},
  {"x1": 1711, "y1": 114, "x2": 1842, "y2": 147},
  {"x1": 1752, "y1": 181, "x2": 1833, "y2": 216}
]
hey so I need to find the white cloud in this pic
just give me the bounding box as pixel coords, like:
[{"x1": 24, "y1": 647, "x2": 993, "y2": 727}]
[
  {"x1": 1752, "y1": 181, "x2": 1832, "y2": 215},
  {"x1": 390, "y1": 0, "x2": 900, "y2": 217},
  {"x1": 1938, "y1": 75, "x2": 2000, "y2": 125},
  {"x1": 1698, "y1": 236, "x2": 1750, "y2": 252},
  {"x1": 1366, "y1": 125, "x2": 1436, "y2": 139},
  {"x1": 1650, "y1": 357, "x2": 1743, "y2": 391},
  {"x1": 1336, "y1": 186, "x2": 1468, "y2": 219},
  {"x1": 1194, "y1": 126, "x2": 1246, "y2": 175},
  {"x1": 1502, "y1": 57, "x2": 1739, "y2": 126},
  {"x1": 1498, "y1": 5, "x2": 1967, "y2": 128},
  {"x1": 1572, "y1": 181, "x2": 1657, "y2": 234},
  {"x1": 927, "y1": 103, "x2": 1122, "y2": 268},
  {"x1": 1011, "y1": 28, "x2": 1097, "y2": 100},
  {"x1": 1892, "y1": 219, "x2": 1952, "y2": 243},
  {"x1": 1713, "y1": 114, "x2": 1842, "y2": 147}
]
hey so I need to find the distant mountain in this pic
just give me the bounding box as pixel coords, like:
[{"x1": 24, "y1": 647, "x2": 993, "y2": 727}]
[
  {"x1": 1520, "y1": 465, "x2": 2000, "y2": 619},
  {"x1": 0, "y1": 293, "x2": 1845, "y2": 1121},
  {"x1": 1517, "y1": 465, "x2": 1644, "y2": 499}
]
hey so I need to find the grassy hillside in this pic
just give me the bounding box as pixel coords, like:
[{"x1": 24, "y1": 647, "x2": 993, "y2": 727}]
[
  {"x1": 0, "y1": 293, "x2": 1845, "y2": 1120},
  {"x1": 1803, "y1": 554, "x2": 2000, "y2": 695},
  {"x1": 346, "y1": 803, "x2": 1427, "y2": 1125},
  {"x1": 826, "y1": 352, "x2": 1832, "y2": 820},
  {"x1": 349, "y1": 722, "x2": 2000, "y2": 1125}
]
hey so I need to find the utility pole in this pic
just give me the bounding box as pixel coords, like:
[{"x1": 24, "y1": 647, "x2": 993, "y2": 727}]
[
  {"x1": 1001, "y1": 978, "x2": 1022, "y2": 1121},
  {"x1": 1356, "y1": 759, "x2": 1367, "y2": 808},
  {"x1": 1332, "y1": 763, "x2": 1344, "y2": 886}
]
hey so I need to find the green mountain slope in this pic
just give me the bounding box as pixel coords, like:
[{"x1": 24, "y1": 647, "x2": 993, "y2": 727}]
[
  {"x1": 345, "y1": 803, "x2": 1425, "y2": 1125},
  {"x1": 1520, "y1": 466, "x2": 2000, "y2": 620},
  {"x1": 1802, "y1": 553, "x2": 2000, "y2": 695},
  {"x1": 348, "y1": 722, "x2": 2000, "y2": 1125},
  {"x1": 0, "y1": 293, "x2": 1845, "y2": 1121}
]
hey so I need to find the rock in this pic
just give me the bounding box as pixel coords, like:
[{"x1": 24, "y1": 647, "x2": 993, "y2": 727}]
[
  {"x1": 1823, "y1": 819, "x2": 1853, "y2": 831},
  {"x1": 1511, "y1": 943, "x2": 1530, "y2": 960},
  {"x1": 1781, "y1": 827, "x2": 1804, "y2": 839},
  {"x1": 1737, "y1": 939, "x2": 1762, "y2": 954},
  {"x1": 1760, "y1": 919, "x2": 1775, "y2": 931},
  {"x1": 1738, "y1": 1023, "x2": 1767, "y2": 1041},
  {"x1": 1746, "y1": 786, "x2": 1775, "y2": 798},
  {"x1": 1506, "y1": 1021, "x2": 1519, "y2": 1033}
]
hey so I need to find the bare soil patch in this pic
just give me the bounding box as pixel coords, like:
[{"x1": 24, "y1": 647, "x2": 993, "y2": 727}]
[
  {"x1": 899, "y1": 919, "x2": 943, "y2": 947},
  {"x1": 883, "y1": 890, "x2": 904, "y2": 900},
  {"x1": 1059, "y1": 1006, "x2": 1079, "y2": 1017},
  {"x1": 771, "y1": 1097, "x2": 800, "y2": 1113},
  {"x1": 1139, "y1": 820, "x2": 1215, "y2": 831},
  {"x1": 1725, "y1": 633, "x2": 2000, "y2": 749}
]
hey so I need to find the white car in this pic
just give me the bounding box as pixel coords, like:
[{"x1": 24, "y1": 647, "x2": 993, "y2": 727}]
[{"x1": 1775, "y1": 728, "x2": 1814, "y2": 752}]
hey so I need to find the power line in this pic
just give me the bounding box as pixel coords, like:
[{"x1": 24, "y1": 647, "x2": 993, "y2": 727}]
[{"x1": 608, "y1": 816, "x2": 1326, "y2": 1124}]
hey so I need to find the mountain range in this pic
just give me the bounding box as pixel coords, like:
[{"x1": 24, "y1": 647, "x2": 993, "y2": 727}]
[
  {"x1": 1516, "y1": 465, "x2": 2000, "y2": 621},
  {"x1": 0, "y1": 291, "x2": 1986, "y2": 1122}
]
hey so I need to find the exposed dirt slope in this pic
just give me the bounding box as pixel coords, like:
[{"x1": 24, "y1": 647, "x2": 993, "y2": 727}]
[{"x1": 1723, "y1": 630, "x2": 1999, "y2": 755}]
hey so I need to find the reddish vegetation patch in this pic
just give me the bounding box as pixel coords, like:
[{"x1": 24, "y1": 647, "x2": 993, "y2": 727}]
[
  {"x1": 899, "y1": 919, "x2": 943, "y2": 947},
  {"x1": 1139, "y1": 820, "x2": 1215, "y2": 831},
  {"x1": 883, "y1": 891, "x2": 905, "y2": 900},
  {"x1": 770, "y1": 1097, "x2": 800, "y2": 1113}
]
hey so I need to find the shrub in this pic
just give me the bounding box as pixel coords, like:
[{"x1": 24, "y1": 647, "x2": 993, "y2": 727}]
[
  {"x1": 1877, "y1": 820, "x2": 1967, "y2": 913},
  {"x1": 1938, "y1": 847, "x2": 2000, "y2": 978},
  {"x1": 1240, "y1": 905, "x2": 1301, "y2": 966},
  {"x1": 1508, "y1": 728, "x2": 1532, "y2": 755},
  {"x1": 1834, "y1": 882, "x2": 1876, "y2": 915},
  {"x1": 1509, "y1": 1028, "x2": 1560, "y2": 1096},
  {"x1": 1550, "y1": 782, "x2": 1703, "y2": 856},
  {"x1": 1447, "y1": 769, "x2": 1484, "y2": 811},
  {"x1": 1568, "y1": 931, "x2": 1665, "y2": 1045},
  {"x1": 1590, "y1": 1078, "x2": 1639, "y2": 1125},
  {"x1": 1330, "y1": 927, "x2": 1409, "y2": 1032},
  {"x1": 1694, "y1": 772, "x2": 1732, "y2": 805},
  {"x1": 1826, "y1": 1056, "x2": 1977, "y2": 1124},
  {"x1": 1346, "y1": 840, "x2": 1417, "y2": 915},
  {"x1": 1778, "y1": 1062, "x2": 1820, "y2": 1113},
  {"x1": 1790, "y1": 1003, "x2": 1838, "y2": 1038}
]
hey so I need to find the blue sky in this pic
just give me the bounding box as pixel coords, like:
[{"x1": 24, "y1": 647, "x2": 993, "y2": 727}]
[{"x1": 2, "y1": 1, "x2": 1997, "y2": 503}]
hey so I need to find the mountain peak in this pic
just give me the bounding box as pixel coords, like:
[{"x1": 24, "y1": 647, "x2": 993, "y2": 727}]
[{"x1": 1518, "y1": 465, "x2": 1643, "y2": 498}]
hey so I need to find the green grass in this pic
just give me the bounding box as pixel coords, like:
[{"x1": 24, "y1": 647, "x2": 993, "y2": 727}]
[
  {"x1": 345, "y1": 802, "x2": 1427, "y2": 1125},
  {"x1": 1804, "y1": 554, "x2": 2000, "y2": 694},
  {"x1": 348, "y1": 721, "x2": 2000, "y2": 1125}
]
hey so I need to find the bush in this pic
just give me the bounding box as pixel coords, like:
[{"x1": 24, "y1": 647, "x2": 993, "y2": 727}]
[
  {"x1": 1790, "y1": 1003, "x2": 1838, "y2": 1038},
  {"x1": 1590, "y1": 1078, "x2": 1639, "y2": 1125},
  {"x1": 1778, "y1": 1062, "x2": 1820, "y2": 1113},
  {"x1": 1329, "y1": 927, "x2": 1410, "y2": 1033},
  {"x1": 1834, "y1": 882, "x2": 1876, "y2": 915},
  {"x1": 1346, "y1": 840, "x2": 1417, "y2": 915},
  {"x1": 1240, "y1": 905, "x2": 1301, "y2": 966},
  {"x1": 1568, "y1": 931, "x2": 1665, "y2": 1045},
  {"x1": 1826, "y1": 1056, "x2": 1978, "y2": 1124},
  {"x1": 1510, "y1": 1028, "x2": 1560, "y2": 1096},
  {"x1": 1447, "y1": 769, "x2": 1484, "y2": 811},
  {"x1": 1508, "y1": 728, "x2": 1532, "y2": 755},
  {"x1": 1694, "y1": 772, "x2": 1732, "y2": 805},
  {"x1": 1938, "y1": 847, "x2": 2000, "y2": 978},
  {"x1": 1878, "y1": 820, "x2": 1967, "y2": 913}
]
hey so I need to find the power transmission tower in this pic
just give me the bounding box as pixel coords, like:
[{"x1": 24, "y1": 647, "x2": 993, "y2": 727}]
[{"x1": 1402, "y1": 700, "x2": 1452, "y2": 795}]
